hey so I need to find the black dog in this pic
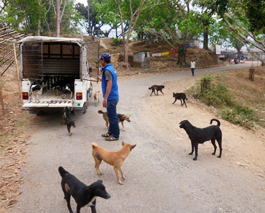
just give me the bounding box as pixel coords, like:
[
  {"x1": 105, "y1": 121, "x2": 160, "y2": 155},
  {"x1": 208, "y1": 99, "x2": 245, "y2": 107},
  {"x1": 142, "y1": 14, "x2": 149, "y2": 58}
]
[
  {"x1": 179, "y1": 119, "x2": 222, "y2": 161},
  {"x1": 62, "y1": 107, "x2": 75, "y2": 136},
  {"x1": 58, "y1": 166, "x2": 111, "y2": 213},
  {"x1": 148, "y1": 85, "x2": 165, "y2": 96},
  {"x1": 172, "y1": 92, "x2": 188, "y2": 107}
]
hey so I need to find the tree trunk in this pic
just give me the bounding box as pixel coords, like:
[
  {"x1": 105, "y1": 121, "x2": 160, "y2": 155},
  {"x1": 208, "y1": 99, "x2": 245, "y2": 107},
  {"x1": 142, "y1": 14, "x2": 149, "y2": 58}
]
[
  {"x1": 177, "y1": 48, "x2": 187, "y2": 67},
  {"x1": 35, "y1": 0, "x2": 42, "y2": 36},
  {"x1": 203, "y1": 29, "x2": 209, "y2": 50},
  {"x1": 56, "y1": 0, "x2": 60, "y2": 37},
  {"x1": 124, "y1": 39, "x2": 129, "y2": 68}
]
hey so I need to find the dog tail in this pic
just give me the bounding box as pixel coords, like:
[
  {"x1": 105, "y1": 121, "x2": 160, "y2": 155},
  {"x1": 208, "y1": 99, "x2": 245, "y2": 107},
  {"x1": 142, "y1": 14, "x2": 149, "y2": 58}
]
[
  {"x1": 58, "y1": 166, "x2": 69, "y2": 177},
  {"x1": 92, "y1": 142, "x2": 98, "y2": 149},
  {"x1": 98, "y1": 109, "x2": 104, "y2": 114},
  {"x1": 210, "y1": 119, "x2": 221, "y2": 127}
]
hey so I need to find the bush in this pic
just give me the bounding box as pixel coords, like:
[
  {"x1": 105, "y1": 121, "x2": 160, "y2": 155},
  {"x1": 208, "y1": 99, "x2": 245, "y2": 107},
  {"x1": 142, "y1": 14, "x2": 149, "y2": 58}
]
[
  {"x1": 221, "y1": 105, "x2": 258, "y2": 129},
  {"x1": 189, "y1": 74, "x2": 234, "y2": 107},
  {"x1": 110, "y1": 38, "x2": 123, "y2": 46},
  {"x1": 188, "y1": 74, "x2": 259, "y2": 129}
]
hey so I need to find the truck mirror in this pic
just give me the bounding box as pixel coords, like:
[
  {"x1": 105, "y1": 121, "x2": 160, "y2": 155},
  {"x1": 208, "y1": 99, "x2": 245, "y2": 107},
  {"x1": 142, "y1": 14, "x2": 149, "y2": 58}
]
[{"x1": 89, "y1": 68, "x2": 92, "y2": 73}]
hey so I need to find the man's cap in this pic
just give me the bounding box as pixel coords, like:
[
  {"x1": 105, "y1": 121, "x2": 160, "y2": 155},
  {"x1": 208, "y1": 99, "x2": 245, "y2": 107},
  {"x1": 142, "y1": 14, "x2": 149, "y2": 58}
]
[{"x1": 99, "y1": 53, "x2": 111, "y2": 60}]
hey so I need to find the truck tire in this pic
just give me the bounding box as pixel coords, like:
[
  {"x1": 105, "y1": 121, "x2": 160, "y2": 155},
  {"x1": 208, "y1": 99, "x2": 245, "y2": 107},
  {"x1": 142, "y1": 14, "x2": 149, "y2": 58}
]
[{"x1": 83, "y1": 103, "x2": 87, "y2": 114}]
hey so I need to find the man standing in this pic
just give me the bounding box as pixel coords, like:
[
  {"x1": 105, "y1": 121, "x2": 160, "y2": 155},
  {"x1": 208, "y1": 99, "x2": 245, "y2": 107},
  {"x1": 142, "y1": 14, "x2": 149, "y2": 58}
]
[
  {"x1": 99, "y1": 53, "x2": 120, "y2": 141},
  {"x1": 191, "y1": 59, "x2": 196, "y2": 76}
]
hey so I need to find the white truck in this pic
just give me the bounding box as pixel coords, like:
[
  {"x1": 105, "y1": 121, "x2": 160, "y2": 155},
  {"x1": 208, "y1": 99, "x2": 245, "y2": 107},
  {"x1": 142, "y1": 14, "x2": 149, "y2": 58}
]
[{"x1": 18, "y1": 36, "x2": 93, "y2": 114}]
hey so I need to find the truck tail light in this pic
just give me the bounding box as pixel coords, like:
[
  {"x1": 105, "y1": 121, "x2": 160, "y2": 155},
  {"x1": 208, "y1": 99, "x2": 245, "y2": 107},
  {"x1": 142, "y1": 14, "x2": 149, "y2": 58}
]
[
  {"x1": 76, "y1": 92, "x2": 82, "y2": 100},
  {"x1": 22, "y1": 92, "x2": 28, "y2": 100}
]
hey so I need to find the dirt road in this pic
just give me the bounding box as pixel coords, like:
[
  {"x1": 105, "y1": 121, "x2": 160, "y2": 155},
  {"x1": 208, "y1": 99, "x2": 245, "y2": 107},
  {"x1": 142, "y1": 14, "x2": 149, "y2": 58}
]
[{"x1": 9, "y1": 63, "x2": 265, "y2": 213}]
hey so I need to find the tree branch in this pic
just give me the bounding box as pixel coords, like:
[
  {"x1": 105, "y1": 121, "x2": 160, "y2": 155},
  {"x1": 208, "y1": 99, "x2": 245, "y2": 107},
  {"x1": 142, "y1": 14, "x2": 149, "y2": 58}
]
[{"x1": 223, "y1": 16, "x2": 264, "y2": 51}]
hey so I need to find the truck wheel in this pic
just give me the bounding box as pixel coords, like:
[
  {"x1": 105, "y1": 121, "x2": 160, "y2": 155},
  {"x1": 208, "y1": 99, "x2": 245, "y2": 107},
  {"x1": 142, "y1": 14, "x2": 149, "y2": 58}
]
[{"x1": 83, "y1": 103, "x2": 87, "y2": 114}]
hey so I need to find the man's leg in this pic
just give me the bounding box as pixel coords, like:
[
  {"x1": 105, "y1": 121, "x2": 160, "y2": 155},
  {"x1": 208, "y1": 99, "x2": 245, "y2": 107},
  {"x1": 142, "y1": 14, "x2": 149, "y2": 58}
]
[{"x1": 107, "y1": 99, "x2": 120, "y2": 138}]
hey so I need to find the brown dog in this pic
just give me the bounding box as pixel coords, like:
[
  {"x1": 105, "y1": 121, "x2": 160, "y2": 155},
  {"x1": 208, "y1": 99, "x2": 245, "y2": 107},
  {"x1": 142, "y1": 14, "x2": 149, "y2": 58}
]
[
  {"x1": 92, "y1": 142, "x2": 136, "y2": 185},
  {"x1": 148, "y1": 85, "x2": 165, "y2": 96},
  {"x1": 97, "y1": 109, "x2": 131, "y2": 131},
  {"x1": 94, "y1": 90, "x2": 100, "y2": 107}
]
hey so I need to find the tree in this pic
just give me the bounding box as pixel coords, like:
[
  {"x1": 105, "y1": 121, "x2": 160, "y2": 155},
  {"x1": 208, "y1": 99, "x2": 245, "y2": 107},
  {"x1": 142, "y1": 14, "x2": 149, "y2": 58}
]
[
  {"x1": 113, "y1": 0, "x2": 164, "y2": 67},
  {"x1": 0, "y1": 0, "x2": 45, "y2": 34},
  {"x1": 50, "y1": 0, "x2": 68, "y2": 37},
  {"x1": 223, "y1": 0, "x2": 265, "y2": 64},
  {"x1": 193, "y1": 0, "x2": 228, "y2": 50},
  {"x1": 75, "y1": 1, "x2": 102, "y2": 36},
  {"x1": 143, "y1": 0, "x2": 209, "y2": 67}
]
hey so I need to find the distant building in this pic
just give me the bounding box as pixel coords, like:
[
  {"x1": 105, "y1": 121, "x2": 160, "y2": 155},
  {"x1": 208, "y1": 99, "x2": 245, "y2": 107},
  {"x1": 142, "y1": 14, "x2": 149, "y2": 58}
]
[{"x1": 133, "y1": 51, "x2": 150, "y2": 68}]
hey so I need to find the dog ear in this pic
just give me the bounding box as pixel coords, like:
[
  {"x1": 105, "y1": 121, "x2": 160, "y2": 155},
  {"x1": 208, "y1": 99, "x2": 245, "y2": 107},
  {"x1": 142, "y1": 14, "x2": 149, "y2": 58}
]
[
  {"x1": 97, "y1": 180, "x2": 103, "y2": 183},
  {"x1": 131, "y1": 144, "x2": 136, "y2": 150},
  {"x1": 122, "y1": 142, "x2": 125, "y2": 146}
]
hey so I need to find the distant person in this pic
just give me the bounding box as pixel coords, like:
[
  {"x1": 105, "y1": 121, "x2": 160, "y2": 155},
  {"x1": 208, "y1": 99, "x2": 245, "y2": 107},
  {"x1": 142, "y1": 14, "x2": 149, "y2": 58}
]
[
  {"x1": 191, "y1": 59, "x2": 196, "y2": 76},
  {"x1": 98, "y1": 53, "x2": 120, "y2": 141}
]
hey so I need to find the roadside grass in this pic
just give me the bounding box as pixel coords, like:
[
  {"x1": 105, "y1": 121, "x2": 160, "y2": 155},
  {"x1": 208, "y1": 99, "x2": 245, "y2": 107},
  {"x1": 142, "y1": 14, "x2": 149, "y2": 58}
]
[{"x1": 187, "y1": 67, "x2": 265, "y2": 129}]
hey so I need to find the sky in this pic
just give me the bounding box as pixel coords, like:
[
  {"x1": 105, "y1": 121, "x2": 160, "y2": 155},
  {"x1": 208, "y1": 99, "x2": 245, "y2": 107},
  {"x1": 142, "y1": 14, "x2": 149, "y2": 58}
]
[{"x1": 75, "y1": 0, "x2": 88, "y2": 6}]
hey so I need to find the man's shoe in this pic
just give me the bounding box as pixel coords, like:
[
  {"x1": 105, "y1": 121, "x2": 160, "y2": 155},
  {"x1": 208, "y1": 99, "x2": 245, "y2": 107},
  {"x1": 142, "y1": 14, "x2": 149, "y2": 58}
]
[
  {"x1": 101, "y1": 133, "x2": 110, "y2": 137},
  {"x1": 105, "y1": 136, "x2": 119, "y2": 141}
]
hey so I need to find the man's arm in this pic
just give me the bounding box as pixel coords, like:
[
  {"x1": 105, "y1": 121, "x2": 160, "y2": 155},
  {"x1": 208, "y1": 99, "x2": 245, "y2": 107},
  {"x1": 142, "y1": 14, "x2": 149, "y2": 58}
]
[{"x1": 103, "y1": 80, "x2": 112, "y2": 108}]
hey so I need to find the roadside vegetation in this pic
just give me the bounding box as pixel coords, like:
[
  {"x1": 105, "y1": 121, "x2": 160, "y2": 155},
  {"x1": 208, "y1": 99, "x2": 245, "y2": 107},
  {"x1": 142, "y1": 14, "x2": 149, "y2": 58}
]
[{"x1": 187, "y1": 68, "x2": 265, "y2": 129}]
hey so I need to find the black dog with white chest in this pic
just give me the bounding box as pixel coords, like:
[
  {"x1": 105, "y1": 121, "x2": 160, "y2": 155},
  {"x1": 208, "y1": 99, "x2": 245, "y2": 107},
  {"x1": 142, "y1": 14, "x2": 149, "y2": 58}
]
[
  {"x1": 58, "y1": 166, "x2": 111, "y2": 213},
  {"x1": 179, "y1": 119, "x2": 222, "y2": 161},
  {"x1": 62, "y1": 107, "x2": 75, "y2": 136}
]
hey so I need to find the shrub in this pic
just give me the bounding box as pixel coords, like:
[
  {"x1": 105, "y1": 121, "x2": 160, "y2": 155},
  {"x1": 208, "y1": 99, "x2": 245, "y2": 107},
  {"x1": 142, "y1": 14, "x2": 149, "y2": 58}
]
[
  {"x1": 221, "y1": 105, "x2": 258, "y2": 129},
  {"x1": 189, "y1": 74, "x2": 234, "y2": 107},
  {"x1": 188, "y1": 74, "x2": 259, "y2": 129},
  {"x1": 110, "y1": 38, "x2": 123, "y2": 46}
]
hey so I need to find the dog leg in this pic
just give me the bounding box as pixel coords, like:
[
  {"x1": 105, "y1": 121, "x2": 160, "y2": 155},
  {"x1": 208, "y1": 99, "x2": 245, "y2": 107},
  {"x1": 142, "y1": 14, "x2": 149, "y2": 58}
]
[
  {"x1": 94, "y1": 157, "x2": 102, "y2": 175},
  {"x1": 211, "y1": 139, "x2": 217, "y2": 155},
  {"x1": 65, "y1": 193, "x2": 74, "y2": 213},
  {"x1": 114, "y1": 167, "x2": 123, "y2": 185},
  {"x1": 121, "y1": 122, "x2": 125, "y2": 131},
  {"x1": 90, "y1": 200, "x2": 97, "y2": 213},
  {"x1": 76, "y1": 205, "x2": 81, "y2": 213},
  {"x1": 160, "y1": 90, "x2": 164, "y2": 95},
  {"x1": 119, "y1": 168, "x2": 125, "y2": 180},
  {"x1": 189, "y1": 142, "x2": 194, "y2": 155},
  {"x1": 67, "y1": 126, "x2": 72, "y2": 136},
  {"x1": 184, "y1": 100, "x2": 187, "y2": 108},
  {"x1": 193, "y1": 143, "x2": 198, "y2": 161},
  {"x1": 217, "y1": 139, "x2": 222, "y2": 158},
  {"x1": 36, "y1": 93, "x2": 39, "y2": 103},
  {"x1": 180, "y1": 99, "x2": 183, "y2": 106}
]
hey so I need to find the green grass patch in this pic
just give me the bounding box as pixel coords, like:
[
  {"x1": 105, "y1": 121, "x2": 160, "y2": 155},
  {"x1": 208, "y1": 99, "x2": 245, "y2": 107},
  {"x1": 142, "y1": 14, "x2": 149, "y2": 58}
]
[
  {"x1": 110, "y1": 38, "x2": 123, "y2": 46},
  {"x1": 188, "y1": 74, "x2": 259, "y2": 129}
]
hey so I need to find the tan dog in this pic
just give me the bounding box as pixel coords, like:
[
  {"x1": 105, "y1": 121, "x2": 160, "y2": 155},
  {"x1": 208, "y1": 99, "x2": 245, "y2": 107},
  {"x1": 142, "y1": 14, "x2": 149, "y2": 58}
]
[
  {"x1": 94, "y1": 90, "x2": 100, "y2": 107},
  {"x1": 97, "y1": 109, "x2": 131, "y2": 131},
  {"x1": 92, "y1": 142, "x2": 136, "y2": 185}
]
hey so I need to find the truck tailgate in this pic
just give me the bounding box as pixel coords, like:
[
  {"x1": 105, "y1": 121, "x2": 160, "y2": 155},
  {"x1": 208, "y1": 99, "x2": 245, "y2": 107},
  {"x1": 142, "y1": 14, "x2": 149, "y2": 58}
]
[{"x1": 23, "y1": 100, "x2": 74, "y2": 108}]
